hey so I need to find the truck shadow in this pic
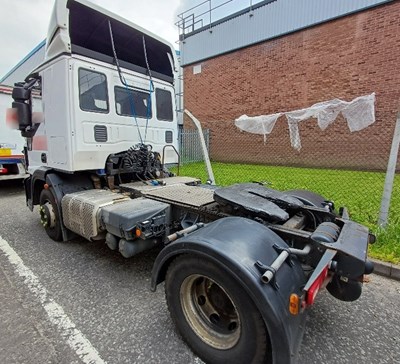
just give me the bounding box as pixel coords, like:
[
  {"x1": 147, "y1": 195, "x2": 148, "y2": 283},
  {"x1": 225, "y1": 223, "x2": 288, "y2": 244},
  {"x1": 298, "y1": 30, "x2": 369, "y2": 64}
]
[
  {"x1": 53, "y1": 232, "x2": 163, "y2": 276},
  {"x1": 0, "y1": 179, "x2": 25, "y2": 195}
]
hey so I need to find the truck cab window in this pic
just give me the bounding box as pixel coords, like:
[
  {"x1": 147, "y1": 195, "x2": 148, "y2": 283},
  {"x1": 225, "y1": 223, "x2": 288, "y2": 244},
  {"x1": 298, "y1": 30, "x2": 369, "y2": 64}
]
[
  {"x1": 79, "y1": 69, "x2": 109, "y2": 113},
  {"x1": 156, "y1": 88, "x2": 173, "y2": 121},
  {"x1": 115, "y1": 87, "x2": 151, "y2": 118}
]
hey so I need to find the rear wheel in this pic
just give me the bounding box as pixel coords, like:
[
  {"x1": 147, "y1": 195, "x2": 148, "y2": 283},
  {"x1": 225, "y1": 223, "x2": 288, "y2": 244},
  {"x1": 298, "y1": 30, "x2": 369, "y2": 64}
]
[
  {"x1": 39, "y1": 188, "x2": 62, "y2": 241},
  {"x1": 165, "y1": 254, "x2": 270, "y2": 364}
]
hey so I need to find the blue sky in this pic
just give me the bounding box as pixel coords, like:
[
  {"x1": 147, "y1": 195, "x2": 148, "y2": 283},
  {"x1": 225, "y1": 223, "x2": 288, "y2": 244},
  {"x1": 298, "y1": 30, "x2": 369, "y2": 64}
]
[{"x1": 0, "y1": 0, "x2": 264, "y2": 78}]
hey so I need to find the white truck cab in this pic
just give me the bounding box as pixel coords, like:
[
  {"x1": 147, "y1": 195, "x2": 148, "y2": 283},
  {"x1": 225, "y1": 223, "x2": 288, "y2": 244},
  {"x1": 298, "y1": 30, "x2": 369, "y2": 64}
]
[{"x1": 14, "y1": 0, "x2": 179, "y2": 175}]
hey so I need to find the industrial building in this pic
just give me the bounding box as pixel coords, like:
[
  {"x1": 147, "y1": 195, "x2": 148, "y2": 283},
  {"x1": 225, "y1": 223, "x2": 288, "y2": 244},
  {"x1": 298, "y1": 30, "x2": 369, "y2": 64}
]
[
  {"x1": 178, "y1": 0, "x2": 399, "y2": 170},
  {"x1": 2, "y1": 0, "x2": 399, "y2": 171}
]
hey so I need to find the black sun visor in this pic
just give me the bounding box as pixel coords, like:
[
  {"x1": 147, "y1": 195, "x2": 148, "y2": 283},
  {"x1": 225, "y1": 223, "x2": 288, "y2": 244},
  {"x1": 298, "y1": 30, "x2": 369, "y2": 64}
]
[{"x1": 67, "y1": 0, "x2": 175, "y2": 83}]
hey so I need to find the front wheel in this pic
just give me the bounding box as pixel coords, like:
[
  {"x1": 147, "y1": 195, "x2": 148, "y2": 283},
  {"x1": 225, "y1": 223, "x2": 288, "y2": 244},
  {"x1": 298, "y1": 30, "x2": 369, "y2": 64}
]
[
  {"x1": 39, "y1": 188, "x2": 62, "y2": 241},
  {"x1": 165, "y1": 254, "x2": 271, "y2": 364}
]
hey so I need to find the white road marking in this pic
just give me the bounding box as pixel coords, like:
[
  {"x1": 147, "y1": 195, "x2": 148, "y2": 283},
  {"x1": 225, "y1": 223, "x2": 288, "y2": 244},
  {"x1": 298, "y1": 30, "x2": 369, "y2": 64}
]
[{"x1": 0, "y1": 236, "x2": 106, "y2": 364}]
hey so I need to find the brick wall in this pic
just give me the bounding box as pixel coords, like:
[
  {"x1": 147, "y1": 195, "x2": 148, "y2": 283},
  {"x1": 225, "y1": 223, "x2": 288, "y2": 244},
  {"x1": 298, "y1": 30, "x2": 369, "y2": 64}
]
[{"x1": 183, "y1": 1, "x2": 400, "y2": 171}]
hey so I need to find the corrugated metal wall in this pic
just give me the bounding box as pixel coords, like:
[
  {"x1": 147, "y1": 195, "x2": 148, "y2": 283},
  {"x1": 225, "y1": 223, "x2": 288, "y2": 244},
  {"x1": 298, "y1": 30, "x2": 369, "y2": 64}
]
[{"x1": 180, "y1": 0, "x2": 394, "y2": 66}]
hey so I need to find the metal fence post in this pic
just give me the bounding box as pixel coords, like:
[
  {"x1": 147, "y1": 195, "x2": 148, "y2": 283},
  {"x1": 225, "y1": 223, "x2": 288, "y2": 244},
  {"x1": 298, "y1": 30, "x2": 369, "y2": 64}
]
[
  {"x1": 184, "y1": 110, "x2": 215, "y2": 184},
  {"x1": 379, "y1": 109, "x2": 400, "y2": 226}
]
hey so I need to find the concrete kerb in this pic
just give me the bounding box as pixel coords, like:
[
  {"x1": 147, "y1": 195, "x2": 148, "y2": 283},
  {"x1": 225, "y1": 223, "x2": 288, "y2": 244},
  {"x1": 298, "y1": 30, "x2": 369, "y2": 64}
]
[{"x1": 370, "y1": 258, "x2": 400, "y2": 281}]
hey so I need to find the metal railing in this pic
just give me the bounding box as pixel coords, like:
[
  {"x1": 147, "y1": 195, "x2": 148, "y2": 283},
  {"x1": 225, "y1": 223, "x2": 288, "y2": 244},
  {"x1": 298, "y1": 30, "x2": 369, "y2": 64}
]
[{"x1": 176, "y1": 0, "x2": 262, "y2": 36}]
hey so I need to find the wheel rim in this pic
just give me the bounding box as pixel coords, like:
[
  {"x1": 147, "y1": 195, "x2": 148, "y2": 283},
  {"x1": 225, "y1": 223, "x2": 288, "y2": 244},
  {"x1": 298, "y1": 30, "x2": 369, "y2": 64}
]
[
  {"x1": 180, "y1": 274, "x2": 241, "y2": 350},
  {"x1": 40, "y1": 202, "x2": 56, "y2": 228}
]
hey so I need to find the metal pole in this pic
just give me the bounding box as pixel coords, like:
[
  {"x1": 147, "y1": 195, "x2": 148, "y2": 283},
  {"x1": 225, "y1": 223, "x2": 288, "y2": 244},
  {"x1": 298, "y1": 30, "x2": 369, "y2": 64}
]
[
  {"x1": 167, "y1": 223, "x2": 205, "y2": 243},
  {"x1": 261, "y1": 251, "x2": 289, "y2": 284},
  {"x1": 209, "y1": 0, "x2": 212, "y2": 30},
  {"x1": 378, "y1": 109, "x2": 400, "y2": 226},
  {"x1": 184, "y1": 109, "x2": 216, "y2": 185},
  {"x1": 261, "y1": 245, "x2": 311, "y2": 284}
]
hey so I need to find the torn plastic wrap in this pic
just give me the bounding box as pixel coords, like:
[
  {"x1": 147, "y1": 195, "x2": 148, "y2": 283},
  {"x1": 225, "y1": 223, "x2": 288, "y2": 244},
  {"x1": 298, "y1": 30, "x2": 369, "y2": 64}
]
[
  {"x1": 235, "y1": 93, "x2": 376, "y2": 150},
  {"x1": 235, "y1": 113, "x2": 282, "y2": 143}
]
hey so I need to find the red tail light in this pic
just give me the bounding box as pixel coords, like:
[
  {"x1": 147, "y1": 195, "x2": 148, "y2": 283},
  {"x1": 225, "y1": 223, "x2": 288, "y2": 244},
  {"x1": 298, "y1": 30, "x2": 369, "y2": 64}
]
[
  {"x1": 0, "y1": 167, "x2": 8, "y2": 174},
  {"x1": 305, "y1": 266, "x2": 329, "y2": 306}
]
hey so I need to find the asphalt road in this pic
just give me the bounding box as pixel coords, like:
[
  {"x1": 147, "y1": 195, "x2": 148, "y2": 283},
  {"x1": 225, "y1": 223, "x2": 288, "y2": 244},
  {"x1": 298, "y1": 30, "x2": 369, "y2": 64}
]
[{"x1": 0, "y1": 180, "x2": 399, "y2": 364}]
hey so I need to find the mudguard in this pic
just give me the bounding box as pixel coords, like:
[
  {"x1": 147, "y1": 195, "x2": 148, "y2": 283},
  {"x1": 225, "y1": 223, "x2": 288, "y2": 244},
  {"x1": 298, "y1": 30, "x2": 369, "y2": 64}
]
[
  {"x1": 25, "y1": 166, "x2": 53, "y2": 209},
  {"x1": 152, "y1": 217, "x2": 308, "y2": 364}
]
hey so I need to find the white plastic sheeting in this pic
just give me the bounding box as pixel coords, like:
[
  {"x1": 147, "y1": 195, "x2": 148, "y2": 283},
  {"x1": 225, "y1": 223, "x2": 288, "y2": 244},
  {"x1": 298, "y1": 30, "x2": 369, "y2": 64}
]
[
  {"x1": 235, "y1": 93, "x2": 376, "y2": 150},
  {"x1": 235, "y1": 113, "x2": 282, "y2": 143}
]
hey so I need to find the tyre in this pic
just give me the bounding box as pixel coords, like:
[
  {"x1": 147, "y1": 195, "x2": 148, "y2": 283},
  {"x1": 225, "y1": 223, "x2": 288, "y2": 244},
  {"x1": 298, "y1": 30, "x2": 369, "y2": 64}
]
[
  {"x1": 39, "y1": 188, "x2": 62, "y2": 241},
  {"x1": 165, "y1": 254, "x2": 270, "y2": 364}
]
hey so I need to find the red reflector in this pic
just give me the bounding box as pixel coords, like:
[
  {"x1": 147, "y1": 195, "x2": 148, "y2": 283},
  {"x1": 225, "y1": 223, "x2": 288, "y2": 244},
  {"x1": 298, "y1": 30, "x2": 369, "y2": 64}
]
[
  {"x1": 0, "y1": 167, "x2": 8, "y2": 174},
  {"x1": 306, "y1": 266, "x2": 329, "y2": 306}
]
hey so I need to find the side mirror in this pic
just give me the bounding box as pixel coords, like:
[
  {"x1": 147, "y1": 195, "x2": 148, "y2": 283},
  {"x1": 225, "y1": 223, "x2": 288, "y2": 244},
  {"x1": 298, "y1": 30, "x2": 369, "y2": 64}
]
[
  {"x1": 11, "y1": 78, "x2": 38, "y2": 137},
  {"x1": 12, "y1": 101, "x2": 32, "y2": 131}
]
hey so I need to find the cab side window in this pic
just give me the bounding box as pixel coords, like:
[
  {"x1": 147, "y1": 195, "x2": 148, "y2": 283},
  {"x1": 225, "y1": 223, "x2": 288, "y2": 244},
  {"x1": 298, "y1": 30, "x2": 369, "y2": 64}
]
[
  {"x1": 156, "y1": 88, "x2": 173, "y2": 121},
  {"x1": 79, "y1": 69, "x2": 109, "y2": 113},
  {"x1": 115, "y1": 87, "x2": 151, "y2": 118}
]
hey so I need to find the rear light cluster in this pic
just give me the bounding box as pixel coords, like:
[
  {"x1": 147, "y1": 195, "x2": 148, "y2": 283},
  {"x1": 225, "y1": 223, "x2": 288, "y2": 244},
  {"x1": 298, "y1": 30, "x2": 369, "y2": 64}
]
[
  {"x1": 305, "y1": 266, "x2": 329, "y2": 306},
  {"x1": 289, "y1": 265, "x2": 330, "y2": 315}
]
